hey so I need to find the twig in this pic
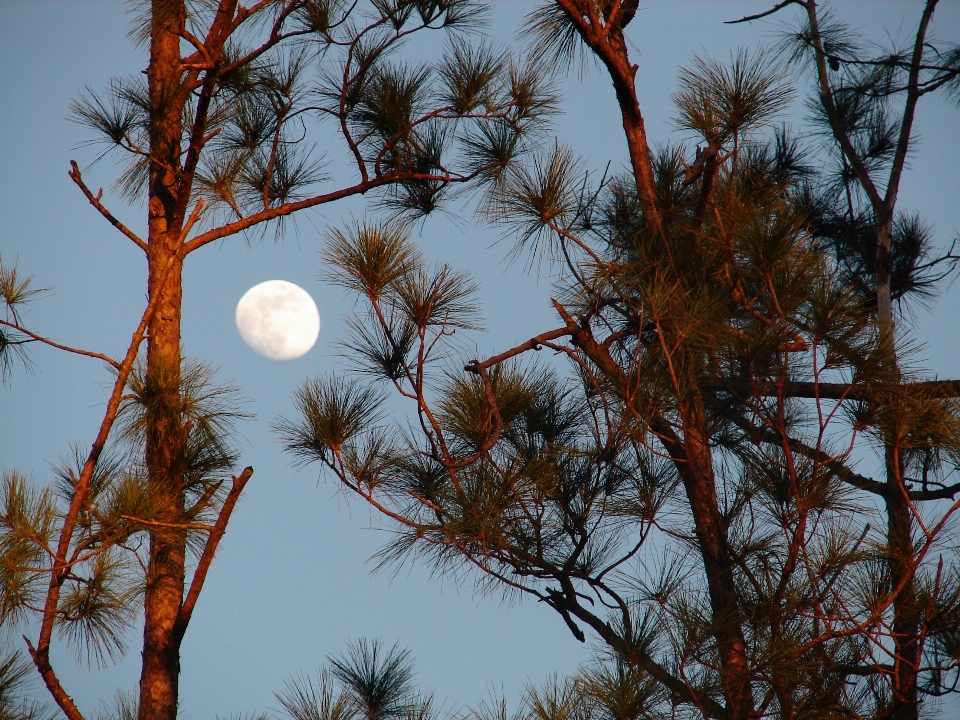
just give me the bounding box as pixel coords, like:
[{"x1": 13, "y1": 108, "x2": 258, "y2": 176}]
[
  {"x1": 68, "y1": 161, "x2": 148, "y2": 252},
  {"x1": 0, "y1": 319, "x2": 120, "y2": 369},
  {"x1": 118, "y1": 515, "x2": 216, "y2": 532},
  {"x1": 725, "y1": 0, "x2": 803, "y2": 25}
]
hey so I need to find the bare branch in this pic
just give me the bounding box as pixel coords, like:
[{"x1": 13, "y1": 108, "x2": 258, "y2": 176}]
[
  {"x1": 68, "y1": 161, "x2": 148, "y2": 252},
  {"x1": 472, "y1": 326, "x2": 574, "y2": 370},
  {"x1": 725, "y1": 0, "x2": 804, "y2": 25},
  {"x1": 23, "y1": 635, "x2": 86, "y2": 720},
  {"x1": 172, "y1": 466, "x2": 253, "y2": 644},
  {"x1": 0, "y1": 319, "x2": 121, "y2": 369}
]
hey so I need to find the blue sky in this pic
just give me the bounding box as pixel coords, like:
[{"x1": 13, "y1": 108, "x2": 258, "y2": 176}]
[{"x1": 2, "y1": 1, "x2": 959, "y2": 717}]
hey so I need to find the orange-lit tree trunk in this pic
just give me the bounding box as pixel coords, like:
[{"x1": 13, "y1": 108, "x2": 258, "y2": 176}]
[
  {"x1": 676, "y1": 393, "x2": 755, "y2": 720},
  {"x1": 10, "y1": 2, "x2": 534, "y2": 717},
  {"x1": 140, "y1": 2, "x2": 188, "y2": 717},
  {"x1": 563, "y1": 314, "x2": 755, "y2": 719}
]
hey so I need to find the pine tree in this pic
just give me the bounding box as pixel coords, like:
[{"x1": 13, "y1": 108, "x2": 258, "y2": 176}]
[
  {"x1": 733, "y1": 2, "x2": 960, "y2": 717},
  {"x1": 279, "y1": 3, "x2": 960, "y2": 718},
  {"x1": 0, "y1": 2, "x2": 554, "y2": 719}
]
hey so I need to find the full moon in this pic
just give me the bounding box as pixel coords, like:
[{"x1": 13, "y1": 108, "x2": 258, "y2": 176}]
[{"x1": 235, "y1": 280, "x2": 320, "y2": 360}]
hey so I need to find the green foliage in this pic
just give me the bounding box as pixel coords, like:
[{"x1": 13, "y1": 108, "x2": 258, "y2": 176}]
[
  {"x1": 0, "y1": 256, "x2": 47, "y2": 315},
  {"x1": 276, "y1": 639, "x2": 428, "y2": 720},
  {"x1": 0, "y1": 256, "x2": 47, "y2": 383},
  {"x1": 672, "y1": 50, "x2": 793, "y2": 145},
  {"x1": 0, "y1": 359, "x2": 248, "y2": 668},
  {"x1": 438, "y1": 42, "x2": 503, "y2": 113},
  {"x1": 809, "y1": 197, "x2": 960, "y2": 311},
  {"x1": 0, "y1": 649, "x2": 57, "y2": 720},
  {"x1": 483, "y1": 143, "x2": 585, "y2": 262},
  {"x1": 522, "y1": 3, "x2": 589, "y2": 75},
  {"x1": 277, "y1": 669, "x2": 354, "y2": 720},
  {"x1": 324, "y1": 221, "x2": 423, "y2": 300},
  {"x1": 0, "y1": 471, "x2": 57, "y2": 628},
  {"x1": 278, "y1": 375, "x2": 387, "y2": 465},
  {"x1": 330, "y1": 639, "x2": 420, "y2": 720},
  {"x1": 57, "y1": 546, "x2": 138, "y2": 666},
  {"x1": 319, "y1": 219, "x2": 481, "y2": 387},
  {"x1": 282, "y1": 43, "x2": 960, "y2": 718},
  {"x1": 272, "y1": 640, "x2": 677, "y2": 720}
]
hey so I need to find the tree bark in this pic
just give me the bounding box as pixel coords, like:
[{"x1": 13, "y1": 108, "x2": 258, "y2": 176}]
[
  {"x1": 885, "y1": 446, "x2": 921, "y2": 720},
  {"x1": 139, "y1": 2, "x2": 188, "y2": 718},
  {"x1": 672, "y1": 380, "x2": 755, "y2": 720},
  {"x1": 554, "y1": 2, "x2": 663, "y2": 236}
]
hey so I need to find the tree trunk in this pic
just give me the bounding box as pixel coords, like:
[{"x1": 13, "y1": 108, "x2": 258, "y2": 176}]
[
  {"x1": 876, "y1": 211, "x2": 919, "y2": 720},
  {"x1": 676, "y1": 383, "x2": 755, "y2": 720},
  {"x1": 139, "y1": 2, "x2": 188, "y2": 718},
  {"x1": 138, "y1": 250, "x2": 186, "y2": 720},
  {"x1": 875, "y1": 217, "x2": 894, "y2": 344},
  {"x1": 885, "y1": 448, "x2": 921, "y2": 720}
]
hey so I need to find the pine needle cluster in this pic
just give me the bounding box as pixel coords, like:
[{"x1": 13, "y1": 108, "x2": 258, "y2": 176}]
[{"x1": 0, "y1": 358, "x2": 246, "y2": 667}]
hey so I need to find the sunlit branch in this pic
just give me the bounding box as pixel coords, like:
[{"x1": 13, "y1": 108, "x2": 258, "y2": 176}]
[
  {"x1": 26, "y1": 253, "x2": 178, "y2": 720},
  {"x1": 171, "y1": 466, "x2": 253, "y2": 645},
  {"x1": 470, "y1": 326, "x2": 574, "y2": 371},
  {"x1": 0, "y1": 319, "x2": 120, "y2": 369},
  {"x1": 213, "y1": 1, "x2": 309, "y2": 79},
  {"x1": 68, "y1": 161, "x2": 148, "y2": 252},
  {"x1": 183, "y1": 164, "x2": 500, "y2": 254},
  {"x1": 117, "y1": 516, "x2": 216, "y2": 532}
]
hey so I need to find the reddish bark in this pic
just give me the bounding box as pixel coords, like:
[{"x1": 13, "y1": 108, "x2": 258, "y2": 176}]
[
  {"x1": 546, "y1": 7, "x2": 756, "y2": 716},
  {"x1": 138, "y1": 2, "x2": 189, "y2": 717}
]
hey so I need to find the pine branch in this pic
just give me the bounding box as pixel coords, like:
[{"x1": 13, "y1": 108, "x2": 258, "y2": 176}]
[
  {"x1": 23, "y1": 635, "x2": 85, "y2": 720},
  {"x1": 27, "y1": 255, "x2": 178, "y2": 719},
  {"x1": 172, "y1": 466, "x2": 253, "y2": 645},
  {"x1": 701, "y1": 377, "x2": 960, "y2": 400},
  {"x1": 68, "y1": 161, "x2": 147, "y2": 252},
  {"x1": 725, "y1": 0, "x2": 804, "y2": 25},
  {"x1": 0, "y1": 319, "x2": 121, "y2": 369}
]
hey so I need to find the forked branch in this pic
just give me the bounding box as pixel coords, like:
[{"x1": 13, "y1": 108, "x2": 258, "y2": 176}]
[
  {"x1": 172, "y1": 466, "x2": 253, "y2": 645},
  {"x1": 68, "y1": 161, "x2": 148, "y2": 252},
  {"x1": 26, "y1": 254, "x2": 178, "y2": 720}
]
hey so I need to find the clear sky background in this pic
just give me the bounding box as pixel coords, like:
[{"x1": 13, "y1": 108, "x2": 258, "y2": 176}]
[{"x1": 2, "y1": 1, "x2": 959, "y2": 718}]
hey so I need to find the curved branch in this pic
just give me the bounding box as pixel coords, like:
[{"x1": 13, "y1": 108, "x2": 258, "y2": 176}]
[
  {"x1": 0, "y1": 319, "x2": 121, "y2": 369},
  {"x1": 725, "y1": 0, "x2": 804, "y2": 25},
  {"x1": 182, "y1": 164, "x2": 500, "y2": 254}
]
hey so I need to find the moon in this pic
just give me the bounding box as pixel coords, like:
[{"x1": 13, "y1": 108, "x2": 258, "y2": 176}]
[{"x1": 235, "y1": 280, "x2": 320, "y2": 360}]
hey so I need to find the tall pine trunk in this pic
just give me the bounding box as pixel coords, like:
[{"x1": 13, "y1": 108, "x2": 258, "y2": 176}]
[
  {"x1": 140, "y1": 2, "x2": 188, "y2": 717},
  {"x1": 878, "y1": 215, "x2": 920, "y2": 720}
]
